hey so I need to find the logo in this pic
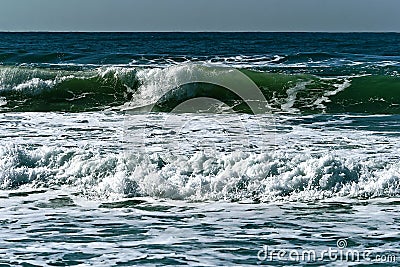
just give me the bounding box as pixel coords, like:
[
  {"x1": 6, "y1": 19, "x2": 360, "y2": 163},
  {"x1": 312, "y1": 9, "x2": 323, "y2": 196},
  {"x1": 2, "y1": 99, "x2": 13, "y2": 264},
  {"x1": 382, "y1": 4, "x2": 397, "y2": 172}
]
[{"x1": 123, "y1": 64, "x2": 274, "y2": 165}]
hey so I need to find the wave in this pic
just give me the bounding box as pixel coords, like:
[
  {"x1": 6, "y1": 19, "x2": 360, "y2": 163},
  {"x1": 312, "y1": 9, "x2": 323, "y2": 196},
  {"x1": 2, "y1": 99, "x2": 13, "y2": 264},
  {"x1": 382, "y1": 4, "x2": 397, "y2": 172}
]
[
  {"x1": 0, "y1": 66, "x2": 137, "y2": 112},
  {"x1": 0, "y1": 64, "x2": 399, "y2": 114},
  {"x1": 1, "y1": 144, "x2": 399, "y2": 202}
]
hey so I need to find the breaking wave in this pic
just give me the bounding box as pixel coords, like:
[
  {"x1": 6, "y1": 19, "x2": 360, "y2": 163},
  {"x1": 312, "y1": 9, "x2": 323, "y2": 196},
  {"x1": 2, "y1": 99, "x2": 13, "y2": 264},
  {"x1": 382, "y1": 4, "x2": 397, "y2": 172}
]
[
  {"x1": 1, "y1": 144, "x2": 399, "y2": 202},
  {"x1": 0, "y1": 64, "x2": 399, "y2": 114}
]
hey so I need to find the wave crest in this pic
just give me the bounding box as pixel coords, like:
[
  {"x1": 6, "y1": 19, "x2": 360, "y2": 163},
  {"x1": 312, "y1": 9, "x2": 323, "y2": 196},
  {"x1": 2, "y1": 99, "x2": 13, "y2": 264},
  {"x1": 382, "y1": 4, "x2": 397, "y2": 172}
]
[{"x1": 0, "y1": 64, "x2": 399, "y2": 114}]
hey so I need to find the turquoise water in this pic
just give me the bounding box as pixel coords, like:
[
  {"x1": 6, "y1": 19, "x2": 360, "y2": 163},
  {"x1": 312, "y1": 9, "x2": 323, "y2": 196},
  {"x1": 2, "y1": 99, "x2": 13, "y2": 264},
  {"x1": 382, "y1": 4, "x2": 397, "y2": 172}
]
[{"x1": 0, "y1": 33, "x2": 400, "y2": 266}]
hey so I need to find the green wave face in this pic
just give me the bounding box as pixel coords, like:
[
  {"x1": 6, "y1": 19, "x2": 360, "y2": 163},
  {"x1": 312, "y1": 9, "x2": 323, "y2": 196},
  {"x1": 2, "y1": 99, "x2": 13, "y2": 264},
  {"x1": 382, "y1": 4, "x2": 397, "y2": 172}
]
[
  {"x1": 325, "y1": 76, "x2": 400, "y2": 114},
  {"x1": 0, "y1": 66, "x2": 137, "y2": 112},
  {"x1": 244, "y1": 70, "x2": 400, "y2": 114},
  {"x1": 0, "y1": 65, "x2": 399, "y2": 114}
]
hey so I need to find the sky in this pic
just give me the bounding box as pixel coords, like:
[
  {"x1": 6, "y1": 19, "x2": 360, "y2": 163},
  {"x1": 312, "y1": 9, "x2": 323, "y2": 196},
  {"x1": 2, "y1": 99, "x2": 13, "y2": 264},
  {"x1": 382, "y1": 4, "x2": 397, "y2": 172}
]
[{"x1": 0, "y1": 0, "x2": 399, "y2": 32}]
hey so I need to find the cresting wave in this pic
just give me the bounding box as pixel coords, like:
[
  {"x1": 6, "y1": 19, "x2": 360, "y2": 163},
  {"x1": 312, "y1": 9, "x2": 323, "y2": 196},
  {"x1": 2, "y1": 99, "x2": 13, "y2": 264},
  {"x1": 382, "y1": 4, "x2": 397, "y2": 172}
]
[
  {"x1": 0, "y1": 64, "x2": 399, "y2": 114},
  {"x1": 0, "y1": 66, "x2": 137, "y2": 112},
  {"x1": 1, "y1": 144, "x2": 399, "y2": 202}
]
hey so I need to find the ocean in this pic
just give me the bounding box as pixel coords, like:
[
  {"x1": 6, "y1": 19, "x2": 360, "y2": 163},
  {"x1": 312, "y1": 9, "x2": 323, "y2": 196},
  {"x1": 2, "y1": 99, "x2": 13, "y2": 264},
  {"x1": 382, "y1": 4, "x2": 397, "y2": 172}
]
[{"x1": 0, "y1": 32, "x2": 400, "y2": 266}]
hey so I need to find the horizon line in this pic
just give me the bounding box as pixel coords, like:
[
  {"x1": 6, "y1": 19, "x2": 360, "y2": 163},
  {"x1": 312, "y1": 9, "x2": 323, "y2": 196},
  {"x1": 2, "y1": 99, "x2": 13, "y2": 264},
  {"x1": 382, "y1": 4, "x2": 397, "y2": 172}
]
[{"x1": 0, "y1": 30, "x2": 399, "y2": 34}]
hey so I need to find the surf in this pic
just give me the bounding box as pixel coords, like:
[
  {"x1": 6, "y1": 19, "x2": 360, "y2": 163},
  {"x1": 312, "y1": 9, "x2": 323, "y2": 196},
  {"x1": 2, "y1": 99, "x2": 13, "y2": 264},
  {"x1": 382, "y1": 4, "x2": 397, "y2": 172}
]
[{"x1": 0, "y1": 64, "x2": 399, "y2": 114}]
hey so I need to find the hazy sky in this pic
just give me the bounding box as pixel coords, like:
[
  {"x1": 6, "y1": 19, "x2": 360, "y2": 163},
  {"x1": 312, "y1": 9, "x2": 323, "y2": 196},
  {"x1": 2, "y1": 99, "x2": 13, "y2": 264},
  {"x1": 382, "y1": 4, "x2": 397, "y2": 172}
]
[{"x1": 0, "y1": 0, "x2": 399, "y2": 32}]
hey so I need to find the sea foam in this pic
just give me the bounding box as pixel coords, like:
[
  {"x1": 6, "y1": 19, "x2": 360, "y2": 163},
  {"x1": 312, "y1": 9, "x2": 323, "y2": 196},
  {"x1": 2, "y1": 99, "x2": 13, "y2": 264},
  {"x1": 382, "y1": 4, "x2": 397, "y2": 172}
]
[{"x1": 1, "y1": 142, "x2": 399, "y2": 202}]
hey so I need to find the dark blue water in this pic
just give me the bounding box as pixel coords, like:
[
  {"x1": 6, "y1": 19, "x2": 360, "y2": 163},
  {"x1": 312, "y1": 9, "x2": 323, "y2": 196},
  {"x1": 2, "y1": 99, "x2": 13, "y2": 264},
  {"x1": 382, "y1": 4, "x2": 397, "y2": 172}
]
[{"x1": 1, "y1": 32, "x2": 399, "y2": 64}]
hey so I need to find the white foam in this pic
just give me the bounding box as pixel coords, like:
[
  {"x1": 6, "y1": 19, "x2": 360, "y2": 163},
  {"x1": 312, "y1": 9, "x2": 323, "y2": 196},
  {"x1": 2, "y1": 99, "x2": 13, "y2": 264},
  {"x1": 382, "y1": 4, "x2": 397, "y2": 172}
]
[
  {"x1": 312, "y1": 78, "x2": 352, "y2": 109},
  {"x1": 281, "y1": 81, "x2": 309, "y2": 113},
  {"x1": 1, "y1": 140, "x2": 399, "y2": 202},
  {"x1": 1, "y1": 109, "x2": 400, "y2": 202},
  {"x1": 0, "y1": 96, "x2": 7, "y2": 106}
]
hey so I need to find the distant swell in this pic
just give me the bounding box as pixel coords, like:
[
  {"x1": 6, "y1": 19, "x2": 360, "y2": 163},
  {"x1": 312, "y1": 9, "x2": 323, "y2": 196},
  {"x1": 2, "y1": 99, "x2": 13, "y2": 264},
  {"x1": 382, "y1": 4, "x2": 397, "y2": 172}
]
[{"x1": 0, "y1": 64, "x2": 399, "y2": 114}]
